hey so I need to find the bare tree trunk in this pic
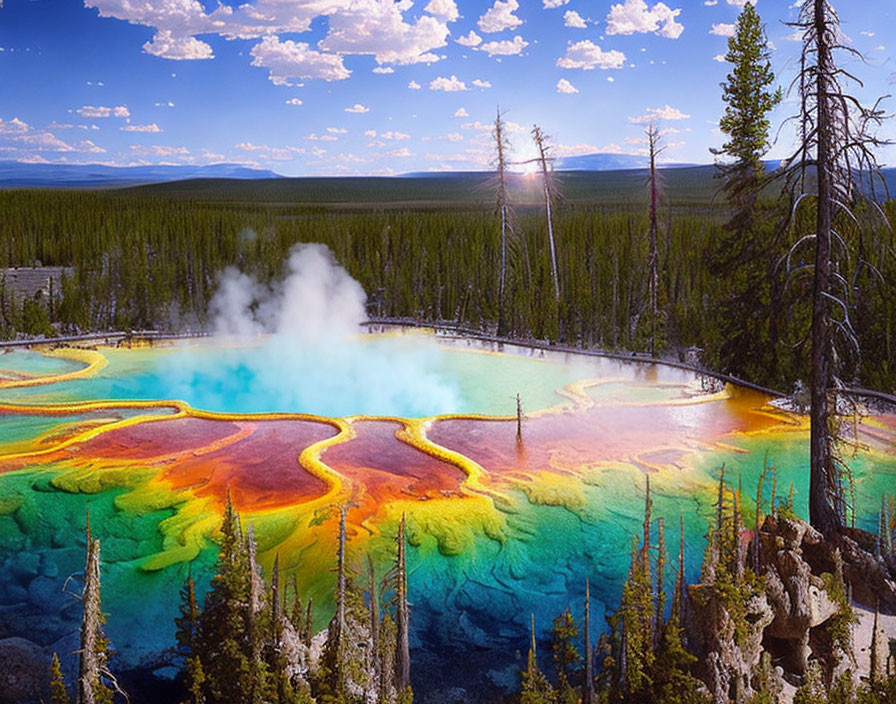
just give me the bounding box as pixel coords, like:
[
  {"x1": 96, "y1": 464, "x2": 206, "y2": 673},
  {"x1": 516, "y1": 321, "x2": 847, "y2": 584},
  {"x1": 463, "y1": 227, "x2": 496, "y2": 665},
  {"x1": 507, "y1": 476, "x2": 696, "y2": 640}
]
[
  {"x1": 78, "y1": 525, "x2": 101, "y2": 704},
  {"x1": 648, "y1": 125, "x2": 660, "y2": 357},
  {"x1": 494, "y1": 109, "x2": 511, "y2": 336},
  {"x1": 395, "y1": 513, "x2": 411, "y2": 691},
  {"x1": 808, "y1": 0, "x2": 840, "y2": 537},
  {"x1": 368, "y1": 554, "x2": 380, "y2": 694},
  {"x1": 533, "y1": 125, "x2": 560, "y2": 301}
]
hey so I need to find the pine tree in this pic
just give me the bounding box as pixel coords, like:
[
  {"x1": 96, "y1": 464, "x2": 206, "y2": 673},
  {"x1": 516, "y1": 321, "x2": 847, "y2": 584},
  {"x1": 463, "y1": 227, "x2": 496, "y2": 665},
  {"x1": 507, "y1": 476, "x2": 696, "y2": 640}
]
[
  {"x1": 176, "y1": 576, "x2": 205, "y2": 704},
  {"x1": 50, "y1": 652, "x2": 71, "y2": 704},
  {"x1": 521, "y1": 614, "x2": 555, "y2": 704},
  {"x1": 196, "y1": 495, "x2": 254, "y2": 704},
  {"x1": 552, "y1": 608, "x2": 580, "y2": 704},
  {"x1": 709, "y1": 1, "x2": 784, "y2": 385},
  {"x1": 715, "y1": 2, "x2": 782, "y2": 226}
]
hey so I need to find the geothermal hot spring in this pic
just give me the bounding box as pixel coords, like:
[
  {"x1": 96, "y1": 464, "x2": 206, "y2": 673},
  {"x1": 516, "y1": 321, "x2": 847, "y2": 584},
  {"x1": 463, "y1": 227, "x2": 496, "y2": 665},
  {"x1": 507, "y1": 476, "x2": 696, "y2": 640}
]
[{"x1": 1, "y1": 245, "x2": 895, "y2": 702}]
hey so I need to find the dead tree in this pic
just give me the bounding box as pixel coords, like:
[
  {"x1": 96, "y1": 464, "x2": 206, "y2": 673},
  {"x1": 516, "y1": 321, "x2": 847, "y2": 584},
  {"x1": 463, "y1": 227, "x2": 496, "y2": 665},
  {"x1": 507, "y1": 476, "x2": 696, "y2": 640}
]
[
  {"x1": 532, "y1": 124, "x2": 560, "y2": 302},
  {"x1": 493, "y1": 108, "x2": 514, "y2": 336},
  {"x1": 394, "y1": 513, "x2": 411, "y2": 691},
  {"x1": 782, "y1": 0, "x2": 890, "y2": 536},
  {"x1": 646, "y1": 123, "x2": 665, "y2": 357}
]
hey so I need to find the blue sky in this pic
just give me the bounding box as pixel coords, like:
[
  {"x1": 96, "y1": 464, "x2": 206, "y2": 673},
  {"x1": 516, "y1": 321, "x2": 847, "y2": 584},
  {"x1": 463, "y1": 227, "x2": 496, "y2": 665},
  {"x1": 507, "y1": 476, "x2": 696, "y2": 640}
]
[{"x1": 1, "y1": 0, "x2": 894, "y2": 176}]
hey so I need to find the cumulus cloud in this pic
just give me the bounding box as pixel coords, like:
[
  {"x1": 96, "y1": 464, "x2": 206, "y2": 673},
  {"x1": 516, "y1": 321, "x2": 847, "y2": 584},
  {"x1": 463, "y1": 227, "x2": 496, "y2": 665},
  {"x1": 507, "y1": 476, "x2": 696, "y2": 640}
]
[
  {"x1": 606, "y1": 0, "x2": 683, "y2": 39},
  {"x1": 320, "y1": 0, "x2": 448, "y2": 65},
  {"x1": 477, "y1": 35, "x2": 528, "y2": 56},
  {"x1": 76, "y1": 105, "x2": 130, "y2": 118},
  {"x1": 629, "y1": 104, "x2": 691, "y2": 123},
  {"x1": 471, "y1": 79, "x2": 492, "y2": 88},
  {"x1": 250, "y1": 36, "x2": 350, "y2": 84},
  {"x1": 345, "y1": 103, "x2": 370, "y2": 113},
  {"x1": 543, "y1": 0, "x2": 569, "y2": 7},
  {"x1": 285, "y1": 98, "x2": 303, "y2": 105},
  {"x1": 429, "y1": 75, "x2": 467, "y2": 91},
  {"x1": 143, "y1": 30, "x2": 213, "y2": 59},
  {"x1": 478, "y1": 0, "x2": 523, "y2": 33},
  {"x1": 120, "y1": 123, "x2": 162, "y2": 132},
  {"x1": 408, "y1": 80, "x2": 422, "y2": 89},
  {"x1": 564, "y1": 10, "x2": 587, "y2": 28},
  {"x1": 372, "y1": 66, "x2": 394, "y2": 73},
  {"x1": 557, "y1": 40, "x2": 626, "y2": 69},
  {"x1": 87, "y1": 0, "x2": 449, "y2": 74},
  {"x1": 456, "y1": 30, "x2": 483, "y2": 47},
  {"x1": 556, "y1": 78, "x2": 579, "y2": 93},
  {"x1": 381, "y1": 131, "x2": 410, "y2": 140},
  {"x1": 424, "y1": 0, "x2": 459, "y2": 22},
  {"x1": 713, "y1": 53, "x2": 726, "y2": 62},
  {"x1": 710, "y1": 23, "x2": 735, "y2": 36},
  {"x1": 453, "y1": 107, "x2": 469, "y2": 117}
]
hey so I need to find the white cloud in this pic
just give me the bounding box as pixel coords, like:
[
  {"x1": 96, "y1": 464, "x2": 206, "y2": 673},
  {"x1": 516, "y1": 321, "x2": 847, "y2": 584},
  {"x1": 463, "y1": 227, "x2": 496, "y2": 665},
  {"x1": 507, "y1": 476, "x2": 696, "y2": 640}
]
[
  {"x1": 320, "y1": 0, "x2": 448, "y2": 66},
  {"x1": 556, "y1": 78, "x2": 579, "y2": 93},
  {"x1": 250, "y1": 36, "x2": 350, "y2": 84},
  {"x1": 456, "y1": 30, "x2": 483, "y2": 47},
  {"x1": 478, "y1": 0, "x2": 523, "y2": 33},
  {"x1": 154, "y1": 101, "x2": 175, "y2": 107},
  {"x1": 345, "y1": 103, "x2": 370, "y2": 113},
  {"x1": 372, "y1": 66, "x2": 395, "y2": 73},
  {"x1": 285, "y1": 98, "x2": 303, "y2": 105},
  {"x1": 543, "y1": 0, "x2": 569, "y2": 7},
  {"x1": 557, "y1": 40, "x2": 626, "y2": 69},
  {"x1": 424, "y1": 0, "x2": 459, "y2": 22},
  {"x1": 710, "y1": 23, "x2": 735, "y2": 37},
  {"x1": 129, "y1": 144, "x2": 189, "y2": 156},
  {"x1": 365, "y1": 129, "x2": 378, "y2": 137},
  {"x1": 472, "y1": 79, "x2": 492, "y2": 88},
  {"x1": 408, "y1": 80, "x2": 422, "y2": 89},
  {"x1": 383, "y1": 147, "x2": 414, "y2": 157},
  {"x1": 477, "y1": 35, "x2": 528, "y2": 56},
  {"x1": 564, "y1": 10, "x2": 587, "y2": 28},
  {"x1": 860, "y1": 31, "x2": 875, "y2": 38},
  {"x1": 606, "y1": 0, "x2": 684, "y2": 39},
  {"x1": 703, "y1": 0, "x2": 718, "y2": 5},
  {"x1": 454, "y1": 107, "x2": 469, "y2": 117},
  {"x1": 430, "y1": 75, "x2": 467, "y2": 91},
  {"x1": 88, "y1": 0, "x2": 448, "y2": 74},
  {"x1": 629, "y1": 104, "x2": 691, "y2": 123},
  {"x1": 121, "y1": 123, "x2": 162, "y2": 132},
  {"x1": 713, "y1": 53, "x2": 726, "y2": 62},
  {"x1": 726, "y1": 0, "x2": 750, "y2": 6},
  {"x1": 76, "y1": 105, "x2": 130, "y2": 118},
  {"x1": 327, "y1": 127, "x2": 348, "y2": 134},
  {"x1": 143, "y1": 30, "x2": 213, "y2": 60},
  {"x1": 439, "y1": 132, "x2": 464, "y2": 141},
  {"x1": 553, "y1": 142, "x2": 599, "y2": 157},
  {"x1": 381, "y1": 130, "x2": 411, "y2": 140}
]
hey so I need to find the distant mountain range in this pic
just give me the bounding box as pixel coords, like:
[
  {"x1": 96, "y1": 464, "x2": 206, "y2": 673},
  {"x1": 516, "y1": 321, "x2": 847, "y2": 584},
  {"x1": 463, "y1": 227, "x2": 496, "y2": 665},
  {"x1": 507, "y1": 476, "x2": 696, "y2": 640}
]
[
  {"x1": 0, "y1": 157, "x2": 893, "y2": 196},
  {"x1": 0, "y1": 161, "x2": 282, "y2": 188}
]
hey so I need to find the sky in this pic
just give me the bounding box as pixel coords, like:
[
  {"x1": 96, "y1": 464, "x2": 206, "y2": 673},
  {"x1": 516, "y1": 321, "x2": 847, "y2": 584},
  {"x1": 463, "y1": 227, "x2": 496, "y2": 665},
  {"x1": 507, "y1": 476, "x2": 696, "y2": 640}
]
[{"x1": 1, "y1": 0, "x2": 894, "y2": 176}]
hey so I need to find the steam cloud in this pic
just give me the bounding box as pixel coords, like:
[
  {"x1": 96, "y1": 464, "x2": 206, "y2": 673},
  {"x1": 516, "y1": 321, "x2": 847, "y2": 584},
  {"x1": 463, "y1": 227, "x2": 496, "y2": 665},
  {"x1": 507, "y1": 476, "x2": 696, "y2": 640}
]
[{"x1": 159, "y1": 243, "x2": 462, "y2": 417}]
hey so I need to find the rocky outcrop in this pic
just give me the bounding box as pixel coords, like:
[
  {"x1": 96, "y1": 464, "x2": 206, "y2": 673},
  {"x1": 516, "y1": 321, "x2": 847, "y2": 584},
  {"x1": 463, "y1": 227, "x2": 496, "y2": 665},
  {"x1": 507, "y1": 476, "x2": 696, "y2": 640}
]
[{"x1": 758, "y1": 516, "x2": 842, "y2": 676}]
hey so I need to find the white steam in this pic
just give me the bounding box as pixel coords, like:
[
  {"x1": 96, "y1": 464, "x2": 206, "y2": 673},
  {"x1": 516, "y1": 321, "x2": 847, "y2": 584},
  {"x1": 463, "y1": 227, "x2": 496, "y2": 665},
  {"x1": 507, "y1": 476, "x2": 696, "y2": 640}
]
[
  {"x1": 210, "y1": 243, "x2": 367, "y2": 341},
  {"x1": 159, "y1": 243, "x2": 462, "y2": 417}
]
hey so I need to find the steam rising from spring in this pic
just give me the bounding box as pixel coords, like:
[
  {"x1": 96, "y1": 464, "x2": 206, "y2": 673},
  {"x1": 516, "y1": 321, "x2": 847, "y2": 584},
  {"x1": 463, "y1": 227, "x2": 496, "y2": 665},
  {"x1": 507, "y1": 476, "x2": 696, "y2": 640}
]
[{"x1": 160, "y1": 243, "x2": 462, "y2": 417}]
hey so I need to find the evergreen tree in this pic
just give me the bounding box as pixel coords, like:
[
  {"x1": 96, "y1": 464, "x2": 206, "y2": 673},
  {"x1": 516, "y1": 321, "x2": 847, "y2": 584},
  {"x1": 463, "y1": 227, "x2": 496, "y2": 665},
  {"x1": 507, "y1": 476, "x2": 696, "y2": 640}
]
[
  {"x1": 551, "y1": 608, "x2": 580, "y2": 704},
  {"x1": 709, "y1": 1, "x2": 784, "y2": 385},
  {"x1": 50, "y1": 652, "x2": 71, "y2": 704},
  {"x1": 176, "y1": 575, "x2": 205, "y2": 704},
  {"x1": 521, "y1": 614, "x2": 555, "y2": 704},
  {"x1": 196, "y1": 495, "x2": 254, "y2": 704}
]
